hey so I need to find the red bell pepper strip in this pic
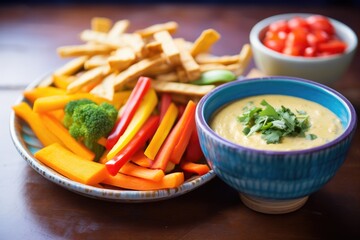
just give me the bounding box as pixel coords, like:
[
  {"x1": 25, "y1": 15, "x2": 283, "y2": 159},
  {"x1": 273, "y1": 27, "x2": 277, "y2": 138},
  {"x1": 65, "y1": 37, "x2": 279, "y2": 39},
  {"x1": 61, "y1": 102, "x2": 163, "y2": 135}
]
[
  {"x1": 105, "y1": 115, "x2": 160, "y2": 176},
  {"x1": 106, "y1": 76, "x2": 151, "y2": 150},
  {"x1": 159, "y1": 93, "x2": 172, "y2": 121},
  {"x1": 184, "y1": 128, "x2": 204, "y2": 162}
]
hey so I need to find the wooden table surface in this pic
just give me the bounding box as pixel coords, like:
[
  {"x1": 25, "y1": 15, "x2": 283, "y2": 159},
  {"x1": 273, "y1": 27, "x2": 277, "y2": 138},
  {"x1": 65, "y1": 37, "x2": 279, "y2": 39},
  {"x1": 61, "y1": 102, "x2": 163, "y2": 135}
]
[{"x1": 1, "y1": 4, "x2": 359, "y2": 240}]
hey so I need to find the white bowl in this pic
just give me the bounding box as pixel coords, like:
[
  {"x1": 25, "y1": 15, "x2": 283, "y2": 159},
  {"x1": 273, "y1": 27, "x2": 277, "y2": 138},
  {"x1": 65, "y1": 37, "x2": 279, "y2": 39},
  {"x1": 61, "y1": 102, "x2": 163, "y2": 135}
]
[{"x1": 249, "y1": 13, "x2": 357, "y2": 84}]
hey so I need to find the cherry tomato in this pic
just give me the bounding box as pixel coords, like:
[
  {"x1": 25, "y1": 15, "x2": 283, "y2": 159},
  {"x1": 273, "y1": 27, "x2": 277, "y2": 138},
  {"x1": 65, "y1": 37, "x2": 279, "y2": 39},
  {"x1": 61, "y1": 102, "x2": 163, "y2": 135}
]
[
  {"x1": 318, "y1": 39, "x2": 347, "y2": 55},
  {"x1": 304, "y1": 47, "x2": 317, "y2": 57},
  {"x1": 262, "y1": 14, "x2": 347, "y2": 58},
  {"x1": 307, "y1": 30, "x2": 330, "y2": 47},
  {"x1": 264, "y1": 39, "x2": 285, "y2": 52},
  {"x1": 287, "y1": 17, "x2": 309, "y2": 31},
  {"x1": 268, "y1": 20, "x2": 290, "y2": 33},
  {"x1": 306, "y1": 15, "x2": 334, "y2": 35},
  {"x1": 285, "y1": 28, "x2": 308, "y2": 53}
]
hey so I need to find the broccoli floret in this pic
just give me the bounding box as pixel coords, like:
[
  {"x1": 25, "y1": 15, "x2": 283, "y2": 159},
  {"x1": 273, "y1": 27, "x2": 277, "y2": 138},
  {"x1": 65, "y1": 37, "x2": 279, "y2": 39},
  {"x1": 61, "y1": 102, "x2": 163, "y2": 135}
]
[{"x1": 63, "y1": 99, "x2": 118, "y2": 161}]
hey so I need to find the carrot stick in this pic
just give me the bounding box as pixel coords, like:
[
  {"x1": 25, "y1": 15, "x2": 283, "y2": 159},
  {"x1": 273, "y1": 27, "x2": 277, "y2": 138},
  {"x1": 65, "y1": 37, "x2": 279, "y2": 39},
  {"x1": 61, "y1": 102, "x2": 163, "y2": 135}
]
[
  {"x1": 144, "y1": 102, "x2": 178, "y2": 160},
  {"x1": 169, "y1": 106, "x2": 196, "y2": 164},
  {"x1": 130, "y1": 151, "x2": 154, "y2": 168},
  {"x1": 12, "y1": 102, "x2": 60, "y2": 147},
  {"x1": 33, "y1": 93, "x2": 110, "y2": 113},
  {"x1": 106, "y1": 88, "x2": 158, "y2": 160},
  {"x1": 39, "y1": 113, "x2": 95, "y2": 161},
  {"x1": 120, "y1": 161, "x2": 165, "y2": 182},
  {"x1": 34, "y1": 143, "x2": 108, "y2": 185},
  {"x1": 23, "y1": 86, "x2": 67, "y2": 103},
  {"x1": 105, "y1": 115, "x2": 159, "y2": 175},
  {"x1": 180, "y1": 161, "x2": 210, "y2": 176},
  {"x1": 151, "y1": 101, "x2": 195, "y2": 170},
  {"x1": 102, "y1": 172, "x2": 184, "y2": 190}
]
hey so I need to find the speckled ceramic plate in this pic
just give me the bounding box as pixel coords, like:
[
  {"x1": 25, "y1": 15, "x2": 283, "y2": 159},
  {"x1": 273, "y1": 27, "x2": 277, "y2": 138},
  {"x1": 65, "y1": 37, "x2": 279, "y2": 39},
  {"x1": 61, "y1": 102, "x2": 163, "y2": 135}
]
[{"x1": 9, "y1": 75, "x2": 215, "y2": 202}]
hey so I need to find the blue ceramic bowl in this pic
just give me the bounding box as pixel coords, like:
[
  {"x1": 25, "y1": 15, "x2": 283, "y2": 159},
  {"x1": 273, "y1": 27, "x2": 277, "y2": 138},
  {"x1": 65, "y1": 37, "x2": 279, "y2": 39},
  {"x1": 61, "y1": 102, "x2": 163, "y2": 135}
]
[{"x1": 196, "y1": 77, "x2": 357, "y2": 201}]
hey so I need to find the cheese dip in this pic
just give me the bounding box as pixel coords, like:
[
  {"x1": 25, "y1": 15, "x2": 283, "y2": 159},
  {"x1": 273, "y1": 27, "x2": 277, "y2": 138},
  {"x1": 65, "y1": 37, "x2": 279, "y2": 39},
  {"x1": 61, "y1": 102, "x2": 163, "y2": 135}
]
[{"x1": 210, "y1": 95, "x2": 343, "y2": 151}]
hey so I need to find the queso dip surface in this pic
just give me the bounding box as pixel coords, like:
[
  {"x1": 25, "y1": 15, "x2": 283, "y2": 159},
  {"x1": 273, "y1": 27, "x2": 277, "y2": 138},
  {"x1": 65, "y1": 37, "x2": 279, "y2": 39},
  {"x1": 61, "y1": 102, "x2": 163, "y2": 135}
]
[{"x1": 210, "y1": 95, "x2": 343, "y2": 151}]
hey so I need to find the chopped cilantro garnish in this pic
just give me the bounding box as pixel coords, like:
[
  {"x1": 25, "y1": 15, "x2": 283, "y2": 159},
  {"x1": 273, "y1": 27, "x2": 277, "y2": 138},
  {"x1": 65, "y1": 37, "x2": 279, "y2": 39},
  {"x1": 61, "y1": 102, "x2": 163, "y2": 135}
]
[{"x1": 238, "y1": 100, "x2": 317, "y2": 144}]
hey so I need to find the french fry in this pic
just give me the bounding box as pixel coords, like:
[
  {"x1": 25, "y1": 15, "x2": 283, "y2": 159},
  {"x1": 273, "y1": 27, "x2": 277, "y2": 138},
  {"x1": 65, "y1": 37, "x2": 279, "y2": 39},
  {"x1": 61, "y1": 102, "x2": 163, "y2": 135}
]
[
  {"x1": 190, "y1": 29, "x2": 221, "y2": 56},
  {"x1": 108, "y1": 19, "x2": 130, "y2": 37},
  {"x1": 67, "y1": 65, "x2": 108, "y2": 93},
  {"x1": 90, "y1": 72, "x2": 116, "y2": 100},
  {"x1": 151, "y1": 81, "x2": 215, "y2": 96},
  {"x1": 175, "y1": 38, "x2": 201, "y2": 81},
  {"x1": 113, "y1": 55, "x2": 166, "y2": 90},
  {"x1": 135, "y1": 21, "x2": 178, "y2": 38},
  {"x1": 239, "y1": 43, "x2": 252, "y2": 68},
  {"x1": 57, "y1": 44, "x2": 114, "y2": 58},
  {"x1": 80, "y1": 30, "x2": 125, "y2": 48},
  {"x1": 108, "y1": 47, "x2": 136, "y2": 71},
  {"x1": 155, "y1": 72, "x2": 178, "y2": 82},
  {"x1": 84, "y1": 55, "x2": 109, "y2": 69},
  {"x1": 142, "y1": 41, "x2": 163, "y2": 58},
  {"x1": 91, "y1": 17, "x2": 112, "y2": 33},
  {"x1": 53, "y1": 56, "x2": 88, "y2": 76},
  {"x1": 154, "y1": 30, "x2": 181, "y2": 65},
  {"x1": 195, "y1": 53, "x2": 240, "y2": 65}
]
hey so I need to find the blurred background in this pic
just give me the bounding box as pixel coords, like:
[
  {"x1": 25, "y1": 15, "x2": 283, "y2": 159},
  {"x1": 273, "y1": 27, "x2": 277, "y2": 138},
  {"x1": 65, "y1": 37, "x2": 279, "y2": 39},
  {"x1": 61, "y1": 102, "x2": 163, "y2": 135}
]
[{"x1": 3, "y1": 0, "x2": 360, "y2": 6}]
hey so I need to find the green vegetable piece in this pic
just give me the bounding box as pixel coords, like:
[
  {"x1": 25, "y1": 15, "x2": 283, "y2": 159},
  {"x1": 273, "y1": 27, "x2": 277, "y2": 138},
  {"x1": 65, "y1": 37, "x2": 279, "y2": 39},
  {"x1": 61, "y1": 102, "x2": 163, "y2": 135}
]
[
  {"x1": 238, "y1": 99, "x2": 317, "y2": 144},
  {"x1": 63, "y1": 99, "x2": 118, "y2": 160},
  {"x1": 191, "y1": 70, "x2": 236, "y2": 85}
]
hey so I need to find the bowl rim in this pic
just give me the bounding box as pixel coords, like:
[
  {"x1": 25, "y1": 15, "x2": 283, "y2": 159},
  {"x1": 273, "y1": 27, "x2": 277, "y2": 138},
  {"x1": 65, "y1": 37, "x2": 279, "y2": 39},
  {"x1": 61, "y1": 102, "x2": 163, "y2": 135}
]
[
  {"x1": 249, "y1": 13, "x2": 358, "y2": 62},
  {"x1": 196, "y1": 76, "x2": 357, "y2": 155}
]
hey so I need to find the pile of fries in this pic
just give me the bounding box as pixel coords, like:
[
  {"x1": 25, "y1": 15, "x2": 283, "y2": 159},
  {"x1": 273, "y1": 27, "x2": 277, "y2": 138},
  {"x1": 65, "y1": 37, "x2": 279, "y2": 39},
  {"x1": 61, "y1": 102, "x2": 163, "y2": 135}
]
[{"x1": 43, "y1": 17, "x2": 252, "y2": 103}]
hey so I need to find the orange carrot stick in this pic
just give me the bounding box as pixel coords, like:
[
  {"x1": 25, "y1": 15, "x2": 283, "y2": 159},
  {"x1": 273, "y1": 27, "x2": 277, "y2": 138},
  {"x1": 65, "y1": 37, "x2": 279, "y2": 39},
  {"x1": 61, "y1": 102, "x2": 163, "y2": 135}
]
[
  {"x1": 151, "y1": 101, "x2": 196, "y2": 170},
  {"x1": 23, "y1": 86, "x2": 67, "y2": 103},
  {"x1": 169, "y1": 107, "x2": 196, "y2": 164},
  {"x1": 131, "y1": 151, "x2": 154, "y2": 168},
  {"x1": 120, "y1": 161, "x2": 165, "y2": 182},
  {"x1": 102, "y1": 172, "x2": 184, "y2": 190},
  {"x1": 34, "y1": 143, "x2": 108, "y2": 185},
  {"x1": 180, "y1": 161, "x2": 210, "y2": 176},
  {"x1": 12, "y1": 102, "x2": 60, "y2": 147},
  {"x1": 33, "y1": 93, "x2": 110, "y2": 113},
  {"x1": 39, "y1": 113, "x2": 95, "y2": 161}
]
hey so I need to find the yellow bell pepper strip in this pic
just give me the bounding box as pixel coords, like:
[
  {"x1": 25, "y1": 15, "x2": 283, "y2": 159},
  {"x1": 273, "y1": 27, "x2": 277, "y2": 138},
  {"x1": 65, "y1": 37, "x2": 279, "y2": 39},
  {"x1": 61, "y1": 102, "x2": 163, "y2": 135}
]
[
  {"x1": 105, "y1": 76, "x2": 152, "y2": 150},
  {"x1": 151, "y1": 100, "x2": 195, "y2": 170},
  {"x1": 33, "y1": 93, "x2": 110, "y2": 113},
  {"x1": 144, "y1": 102, "x2": 178, "y2": 160},
  {"x1": 107, "y1": 87, "x2": 158, "y2": 160},
  {"x1": 105, "y1": 115, "x2": 160, "y2": 176},
  {"x1": 39, "y1": 113, "x2": 95, "y2": 161},
  {"x1": 12, "y1": 102, "x2": 60, "y2": 147},
  {"x1": 34, "y1": 143, "x2": 108, "y2": 185}
]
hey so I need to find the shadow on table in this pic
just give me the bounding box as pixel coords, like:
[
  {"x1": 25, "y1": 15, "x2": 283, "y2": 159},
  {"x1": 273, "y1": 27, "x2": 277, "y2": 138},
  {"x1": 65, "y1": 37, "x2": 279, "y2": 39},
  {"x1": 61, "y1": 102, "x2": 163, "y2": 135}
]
[{"x1": 22, "y1": 165, "x2": 241, "y2": 238}]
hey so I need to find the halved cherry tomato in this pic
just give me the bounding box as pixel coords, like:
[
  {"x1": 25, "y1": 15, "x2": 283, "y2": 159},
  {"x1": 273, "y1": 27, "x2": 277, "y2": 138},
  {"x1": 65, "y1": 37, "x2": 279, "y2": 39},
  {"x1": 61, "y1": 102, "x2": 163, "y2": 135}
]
[
  {"x1": 268, "y1": 20, "x2": 289, "y2": 33},
  {"x1": 306, "y1": 15, "x2": 334, "y2": 35},
  {"x1": 287, "y1": 17, "x2": 309, "y2": 31},
  {"x1": 318, "y1": 39, "x2": 347, "y2": 55}
]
